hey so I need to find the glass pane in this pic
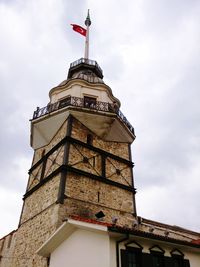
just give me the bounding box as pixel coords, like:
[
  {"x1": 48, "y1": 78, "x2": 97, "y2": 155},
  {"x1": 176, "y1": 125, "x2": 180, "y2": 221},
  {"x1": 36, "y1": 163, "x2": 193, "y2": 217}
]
[
  {"x1": 173, "y1": 258, "x2": 183, "y2": 267},
  {"x1": 128, "y1": 252, "x2": 139, "y2": 267},
  {"x1": 84, "y1": 96, "x2": 96, "y2": 108},
  {"x1": 152, "y1": 255, "x2": 164, "y2": 267}
]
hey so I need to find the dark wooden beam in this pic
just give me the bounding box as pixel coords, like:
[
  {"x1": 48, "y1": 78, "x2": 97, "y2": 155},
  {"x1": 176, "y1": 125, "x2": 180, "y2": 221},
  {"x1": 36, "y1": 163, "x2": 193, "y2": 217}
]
[
  {"x1": 29, "y1": 135, "x2": 134, "y2": 174},
  {"x1": 128, "y1": 143, "x2": 137, "y2": 216},
  {"x1": 23, "y1": 166, "x2": 63, "y2": 199},
  {"x1": 101, "y1": 155, "x2": 106, "y2": 178},
  {"x1": 65, "y1": 165, "x2": 136, "y2": 193},
  {"x1": 57, "y1": 115, "x2": 73, "y2": 204},
  {"x1": 68, "y1": 136, "x2": 134, "y2": 167},
  {"x1": 24, "y1": 163, "x2": 136, "y2": 200},
  {"x1": 56, "y1": 170, "x2": 67, "y2": 204},
  {"x1": 29, "y1": 137, "x2": 66, "y2": 173},
  {"x1": 40, "y1": 158, "x2": 47, "y2": 181}
]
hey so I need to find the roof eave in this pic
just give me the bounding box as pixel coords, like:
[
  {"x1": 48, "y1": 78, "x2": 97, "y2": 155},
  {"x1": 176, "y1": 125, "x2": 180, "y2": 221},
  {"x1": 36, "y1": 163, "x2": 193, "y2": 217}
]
[{"x1": 108, "y1": 226, "x2": 200, "y2": 249}]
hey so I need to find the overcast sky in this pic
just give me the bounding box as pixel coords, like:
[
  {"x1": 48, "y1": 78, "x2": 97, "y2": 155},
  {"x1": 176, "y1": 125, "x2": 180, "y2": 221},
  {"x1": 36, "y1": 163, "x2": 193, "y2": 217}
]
[{"x1": 0, "y1": 0, "x2": 200, "y2": 237}]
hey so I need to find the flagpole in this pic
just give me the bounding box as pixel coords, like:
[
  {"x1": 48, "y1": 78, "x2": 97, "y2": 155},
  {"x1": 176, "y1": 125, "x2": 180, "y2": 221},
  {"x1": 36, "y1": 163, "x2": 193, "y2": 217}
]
[{"x1": 84, "y1": 10, "x2": 91, "y2": 60}]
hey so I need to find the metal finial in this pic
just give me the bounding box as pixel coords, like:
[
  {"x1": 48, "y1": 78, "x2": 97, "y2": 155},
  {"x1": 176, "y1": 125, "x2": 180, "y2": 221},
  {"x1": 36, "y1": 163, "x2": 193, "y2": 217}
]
[{"x1": 85, "y1": 9, "x2": 91, "y2": 26}]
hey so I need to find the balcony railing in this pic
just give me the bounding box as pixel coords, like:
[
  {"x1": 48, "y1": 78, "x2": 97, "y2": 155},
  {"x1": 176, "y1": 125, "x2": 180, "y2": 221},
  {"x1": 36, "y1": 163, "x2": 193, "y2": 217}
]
[
  {"x1": 70, "y1": 58, "x2": 103, "y2": 74},
  {"x1": 32, "y1": 96, "x2": 135, "y2": 136},
  {"x1": 68, "y1": 58, "x2": 103, "y2": 79}
]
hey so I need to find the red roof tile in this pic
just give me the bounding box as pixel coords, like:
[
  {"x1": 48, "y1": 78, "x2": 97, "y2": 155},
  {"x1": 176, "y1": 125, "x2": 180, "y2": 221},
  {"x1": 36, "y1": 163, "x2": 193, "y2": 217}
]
[
  {"x1": 191, "y1": 239, "x2": 200, "y2": 245},
  {"x1": 69, "y1": 215, "x2": 113, "y2": 227},
  {"x1": 67, "y1": 215, "x2": 200, "y2": 249}
]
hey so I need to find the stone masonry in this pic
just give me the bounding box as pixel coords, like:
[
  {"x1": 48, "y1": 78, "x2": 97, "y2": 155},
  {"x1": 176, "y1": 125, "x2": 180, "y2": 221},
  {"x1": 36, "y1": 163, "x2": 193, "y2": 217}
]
[{"x1": 0, "y1": 111, "x2": 136, "y2": 266}]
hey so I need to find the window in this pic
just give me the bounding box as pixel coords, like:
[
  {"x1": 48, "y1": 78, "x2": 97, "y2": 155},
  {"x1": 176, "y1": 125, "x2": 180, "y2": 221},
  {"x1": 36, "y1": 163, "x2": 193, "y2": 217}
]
[
  {"x1": 121, "y1": 246, "x2": 190, "y2": 267},
  {"x1": 152, "y1": 253, "x2": 164, "y2": 267},
  {"x1": 128, "y1": 251, "x2": 140, "y2": 267},
  {"x1": 121, "y1": 248, "x2": 142, "y2": 267},
  {"x1": 173, "y1": 257, "x2": 184, "y2": 267},
  {"x1": 171, "y1": 249, "x2": 185, "y2": 267},
  {"x1": 150, "y1": 245, "x2": 165, "y2": 267},
  {"x1": 84, "y1": 96, "x2": 96, "y2": 108}
]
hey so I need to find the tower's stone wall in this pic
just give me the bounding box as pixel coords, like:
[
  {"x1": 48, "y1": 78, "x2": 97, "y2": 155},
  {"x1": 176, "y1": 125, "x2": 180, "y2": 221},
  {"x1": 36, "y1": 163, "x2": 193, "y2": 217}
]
[
  {"x1": 62, "y1": 117, "x2": 135, "y2": 227},
  {"x1": 20, "y1": 175, "x2": 60, "y2": 224},
  {"x1": 27, "y1": 120, "x2": 68, "y2": 192},
  {"x1": 0, "y1": 113, "x2": 135, "y2": 266},
  {"x1": 11, "y1": 204, "x2": 60, "y2": 267},
  {"x1": 63, "y1": 173, "x2": 134, "y2": 226},
  {"x1": 71, "y1": 119, "x2": 130, "y2": 160}
]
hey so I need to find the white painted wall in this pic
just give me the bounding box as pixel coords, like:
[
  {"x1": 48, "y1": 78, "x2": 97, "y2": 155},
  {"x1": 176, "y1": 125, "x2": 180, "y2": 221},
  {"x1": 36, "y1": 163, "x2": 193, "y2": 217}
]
[
  {"x1": 49, "y1": 228, "x2": 110, "y2": 267},
  {"x1": 110, "y1": 238, "x2": 117, "y2": 267},
  {"x1": 184, "y1": 251, "x2": 200, "y2": 267},
  {"x1": 46, "y1": 225, "x2": 200, "y2": 267},
  {"x1": 50, "y1": 83, "x2": 117, "y2": 105}
]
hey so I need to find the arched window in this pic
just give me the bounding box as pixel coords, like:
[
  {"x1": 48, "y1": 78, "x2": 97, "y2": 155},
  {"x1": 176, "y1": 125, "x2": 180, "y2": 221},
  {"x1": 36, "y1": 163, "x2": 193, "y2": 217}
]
[
  {"x1": 170, "y1": 249, "x2": 185, "y2": 267},
  {"x1": 121, "y1": 241, "x2": 143, "y2": 267},
  {"x1": 149, "y1": 245, "x2": 165, "y2": 267}
]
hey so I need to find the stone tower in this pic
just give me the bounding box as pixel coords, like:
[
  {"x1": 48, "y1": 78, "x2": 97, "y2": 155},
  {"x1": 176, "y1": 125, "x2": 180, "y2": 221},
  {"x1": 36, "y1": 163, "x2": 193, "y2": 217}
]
[{"x1": 6, "y1": 57, "x2": 136, "y2": 266}]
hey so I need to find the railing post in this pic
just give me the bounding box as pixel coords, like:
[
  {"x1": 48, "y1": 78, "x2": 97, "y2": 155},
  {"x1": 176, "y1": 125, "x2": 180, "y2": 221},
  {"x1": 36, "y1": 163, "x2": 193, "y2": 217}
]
[{"x1": 33, "y1": 107, "x2": 40, "y2": 119}]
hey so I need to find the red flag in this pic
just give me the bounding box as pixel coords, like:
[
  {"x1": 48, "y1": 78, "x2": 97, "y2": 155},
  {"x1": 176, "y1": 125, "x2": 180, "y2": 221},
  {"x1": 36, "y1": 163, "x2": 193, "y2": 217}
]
[{"x1": 71, "y1": 24, "x2": 86, "y2": 37}]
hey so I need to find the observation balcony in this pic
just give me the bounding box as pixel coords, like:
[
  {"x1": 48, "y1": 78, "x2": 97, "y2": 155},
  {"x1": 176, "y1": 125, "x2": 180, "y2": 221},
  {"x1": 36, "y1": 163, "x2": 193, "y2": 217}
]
[
  {"x1": 32, "y1": 96, "x2": 135, "y2": 136},
  {"x1": 68, "y1": 58, "x2": 103, "y2": 79}
]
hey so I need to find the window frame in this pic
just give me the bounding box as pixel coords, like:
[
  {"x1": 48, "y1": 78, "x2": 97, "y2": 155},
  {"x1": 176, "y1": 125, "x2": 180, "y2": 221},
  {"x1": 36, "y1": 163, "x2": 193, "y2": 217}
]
[
  {"x1": 149, "y1": 245, "x2": 165, "y2": 267},
  {"x1": 170, "y1": 249, "x2": 185, "y2": 267},
  {"x1": 83, "y1": 96, "x2": 97, "y2": 109},
  {"x1": 121, "y1": 247, "x2": 142, "y2": 267}
]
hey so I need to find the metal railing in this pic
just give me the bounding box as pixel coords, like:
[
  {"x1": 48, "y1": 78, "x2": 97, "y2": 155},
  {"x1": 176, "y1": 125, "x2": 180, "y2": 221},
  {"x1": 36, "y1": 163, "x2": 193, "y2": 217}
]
[
  {"x1": 32, "y1": 96, "x2": 135, "y2": 136},
  {"x1": 70, "y1": 58, "x2": 103, "y2": 74}
]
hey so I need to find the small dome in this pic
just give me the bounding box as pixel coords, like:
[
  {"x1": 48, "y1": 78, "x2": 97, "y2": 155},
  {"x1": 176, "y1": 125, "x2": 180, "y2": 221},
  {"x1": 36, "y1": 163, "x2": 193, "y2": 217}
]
[
  {"x1": 71, "y1": 70, "x2": 104, "y2": 84},
  {"x1": 59, "y1": 70, "x2": 104, "y2": 86}
]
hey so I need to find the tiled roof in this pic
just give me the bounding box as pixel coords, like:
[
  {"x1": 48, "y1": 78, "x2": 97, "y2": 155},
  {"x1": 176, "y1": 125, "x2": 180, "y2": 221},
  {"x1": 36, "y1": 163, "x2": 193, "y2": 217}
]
[
  {"x1": 191, "y1": 239, "x2": 200, "y2": 245},
  {"x1": 140, "y1": 217, "x2": 200, "y2": 237},
  {"x1": 69, "y1": 215, "x2": 113, "y2": 227},
  {"x1": 108, "y1": 225, "x2": 200, "y2": 249},
  {"x1": 68, "y1": 215, "x2": 200, "y2": 249}
]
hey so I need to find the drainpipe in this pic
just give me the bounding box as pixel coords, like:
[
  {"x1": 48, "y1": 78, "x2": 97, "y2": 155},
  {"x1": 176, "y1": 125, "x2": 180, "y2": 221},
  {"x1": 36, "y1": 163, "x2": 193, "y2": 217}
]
[{"x1": 116, "y1": 234, "x2": 129, "y2": 267}]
